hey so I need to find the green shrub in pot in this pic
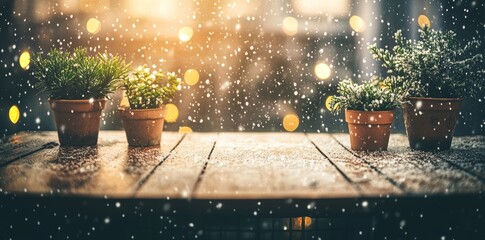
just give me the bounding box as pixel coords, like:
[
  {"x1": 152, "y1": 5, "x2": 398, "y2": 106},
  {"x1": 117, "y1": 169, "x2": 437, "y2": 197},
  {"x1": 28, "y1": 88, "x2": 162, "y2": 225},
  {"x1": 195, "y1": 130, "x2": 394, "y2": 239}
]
[
  {"x1": 119, "y1": 66, "x2": 181, "y2": 146},
  {"x1": 369, "y1": 26, "x2": 485, "y2": 150},
  {"x1": 32, "y1": 47, "x2": 130, "y2": 146},
  {"x1": 330, "y1": 79, "x2": 403, "y2": 151}
]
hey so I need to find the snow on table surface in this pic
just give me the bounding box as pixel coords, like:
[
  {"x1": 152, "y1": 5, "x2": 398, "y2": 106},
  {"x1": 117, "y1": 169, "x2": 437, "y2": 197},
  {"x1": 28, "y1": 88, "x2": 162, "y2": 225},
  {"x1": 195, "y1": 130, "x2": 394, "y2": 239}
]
[{"x1": 0, "y1": 131, "x2": 484, "y2": 199}]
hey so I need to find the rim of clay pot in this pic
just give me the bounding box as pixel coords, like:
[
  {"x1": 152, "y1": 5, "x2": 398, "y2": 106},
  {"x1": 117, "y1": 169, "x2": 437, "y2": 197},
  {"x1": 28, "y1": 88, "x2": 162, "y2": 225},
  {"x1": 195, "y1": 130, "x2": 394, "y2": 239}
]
[
  {"x1": 345, "y1": 109, "x2": 394, "y2": 125},
  {"x1": 49, "y1": 98, "x2": 107, "y2": 112},
  {"x1": 404, "y1": 97, "x2": 463, "y2": 111},
  {"x1": 119, "y1": 107, "x2": 165, "y2": 120}
]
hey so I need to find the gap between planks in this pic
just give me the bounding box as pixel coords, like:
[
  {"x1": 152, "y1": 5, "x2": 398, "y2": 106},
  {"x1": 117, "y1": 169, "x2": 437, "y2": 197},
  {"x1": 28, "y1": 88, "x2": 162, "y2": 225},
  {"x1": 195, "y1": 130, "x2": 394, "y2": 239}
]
[
  {"x1": 305, "y1": 133, "x2": 364, "y2": 195},
  {"x1": 0, "y1": 142, "x2": 59, "y2": 168},
  {"x1": 131, "y1": 134, "x2": 187, "y2": 195},
  {"x1": 190, "y1": 141, "x2": 217, "y2": 198},
  {"x1": 435, "y1": 155, "x2": 485, "y2": 184},
  {"x1": 328, "y1": 134, "x2": 408, "y2": 194}
]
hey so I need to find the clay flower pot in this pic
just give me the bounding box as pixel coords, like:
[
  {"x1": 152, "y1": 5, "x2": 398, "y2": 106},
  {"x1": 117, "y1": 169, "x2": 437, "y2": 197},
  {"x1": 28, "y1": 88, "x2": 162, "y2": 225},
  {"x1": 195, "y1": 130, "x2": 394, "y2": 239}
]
[
  {"x1": 345, "y1": 109, "x2": 394, "y2": 151},
  {"x1": 403, "y1": 97, "x2": 462, "y2": 151},
  {"x1": 119, "y1": 107, "x2": 165, "y2": 146},
  {"x1": 49, "y1": 99, "x2": 106, "y2": 146}
]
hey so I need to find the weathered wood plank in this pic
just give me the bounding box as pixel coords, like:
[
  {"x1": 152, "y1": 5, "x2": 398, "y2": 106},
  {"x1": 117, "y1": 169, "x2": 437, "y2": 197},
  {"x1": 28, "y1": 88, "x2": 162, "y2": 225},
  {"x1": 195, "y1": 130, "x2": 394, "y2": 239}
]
[
  {"x1": 136, "y1": 133, "x2": 217, "y2": 198},
  {"x1": 0, "y1": 131, "x2": 184, "y2": 197},
  {"x1": 439, "y1": 136, "x2": 485, "y2": 182},
  {"x1": 195, "y1": 133, "x2": 359, "y2": 199},
  {"x1": 307, "y1": 134, "x2": 402, "y2": 196},
  {"x1": 332, "y1": 133, "x2": 485, "y2": 194},
  {"x1": 451, "y1": 135, "x2": 485, "y2": 149},
  {"x1": 395, "y1": 134, "x2": 485, "y2": 183},
  {"x1": 0, "y1": 132, "x2": 57, "y2": 166}
]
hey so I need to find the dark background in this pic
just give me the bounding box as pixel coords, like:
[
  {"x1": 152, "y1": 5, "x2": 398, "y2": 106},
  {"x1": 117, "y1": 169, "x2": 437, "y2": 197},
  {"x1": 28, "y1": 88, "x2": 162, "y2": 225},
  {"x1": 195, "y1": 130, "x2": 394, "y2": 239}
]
[{"x1": 1, "y1": 0, "x2": 484, "y2": 137}]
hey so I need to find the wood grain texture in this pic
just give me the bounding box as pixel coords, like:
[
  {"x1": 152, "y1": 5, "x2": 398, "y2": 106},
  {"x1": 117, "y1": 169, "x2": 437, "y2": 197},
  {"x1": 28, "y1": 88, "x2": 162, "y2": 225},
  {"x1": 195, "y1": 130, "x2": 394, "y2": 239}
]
[
  {"x1": 0, "y1": 132, "x2": 484, "y2": 199},
  {"x1": 0, "y1": 131, "x2": 184, "y2": 197},
  {"x1": 307, "y1": 133, "x2": 402, "y2": 196},
  {"x1": 194, "y1": 133, "x2": 359, "y2": 199},
  {"x1": 136, "y1": 133, "x2": 217, "y2": 198},
  {"x1": 0, "y1": 132, "x2": 57, "y2": 166},
  {"x1": 439, "y1": 135, "x2": 485, "y2": 182},
  {"x1": 332, "y1": 133, "x2": 485, "y2": 194}
]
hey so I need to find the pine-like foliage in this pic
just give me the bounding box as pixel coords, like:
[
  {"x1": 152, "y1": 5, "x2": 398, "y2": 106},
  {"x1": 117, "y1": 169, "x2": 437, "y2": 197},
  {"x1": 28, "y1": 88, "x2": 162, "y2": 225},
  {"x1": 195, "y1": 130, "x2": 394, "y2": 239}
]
[
  {"x1": 330, "y1": 79, "x2": 403, "y2": 113},
  {"x1": 32, "y1": 47, "x2": 131, "y2": 100},
  {"x1": 369, "y1": 26, "x2": 485, "y2": 99},
  {"x1": 121, "y1": 66, "x2": 181, "y2": 109}
]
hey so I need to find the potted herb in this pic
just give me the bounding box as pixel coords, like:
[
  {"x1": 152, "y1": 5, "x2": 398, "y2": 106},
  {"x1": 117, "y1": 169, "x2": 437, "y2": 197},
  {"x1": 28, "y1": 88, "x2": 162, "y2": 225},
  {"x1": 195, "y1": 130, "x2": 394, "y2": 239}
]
[
  {"x1": 32, "y1": 48, "x2": 130, "y2": 146},
  {"x1": 119, "y1": 66, "x2": 181, "y2": 147},
  {"x1": 370, "y1": 26, "x2": 485, "y2": 150},
  {"x1": 330, "y1": 79, "x2": 402, "y2": 151}
]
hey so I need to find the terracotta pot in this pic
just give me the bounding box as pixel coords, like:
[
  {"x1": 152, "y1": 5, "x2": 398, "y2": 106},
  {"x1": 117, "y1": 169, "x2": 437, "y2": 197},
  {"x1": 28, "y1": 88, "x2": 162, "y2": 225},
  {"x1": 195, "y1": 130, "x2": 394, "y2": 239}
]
[
  {"x1": 403, "y1": 97, "x2": 462, "y2": 151},
  {"x1": 49, "y1": 99, "x2": 106, "y2": 146},
  {"x1": 119, "y1": 107, "x2": 165, "y2": 146},
  {"x1": 345, "y1": 109, "x2": 394, "y2": 151}
]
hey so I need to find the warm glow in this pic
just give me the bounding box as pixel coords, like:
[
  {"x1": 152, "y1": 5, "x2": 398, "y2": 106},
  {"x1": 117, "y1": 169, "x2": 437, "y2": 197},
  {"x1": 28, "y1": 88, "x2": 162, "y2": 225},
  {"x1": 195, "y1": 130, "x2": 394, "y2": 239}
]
[
  {"x1": 293, "y1": 217, "x2": 312, "y2": 230},
  {"x1": 178, "y1": 26, "x2": 194, "y2": 42},
  {"x1": 9, "y1": 105, "x2": 20, "y2": 124},
  {"x1": 283, "y1": 113, "x2": 299, "y2": 132},
  {"x1": 282, "y1": 16, "x2": 298, "y2": 36},
  {"x1": 418, "y1": 15, "x2": 431, "y2": 29},
  {"x1": 178, "y1": 126, "x2": 193, "y2": 133},
  {"x1": 86, "y1": 18, "x2": 101, "y2": 34},
  {"x1": 314, "y1": 63, "x2": 331, "y2": 80},
  {"x1": 325, "y1": 95, "x2": 334, "y2": 111},
  {"x1": 223, "y1": 0, "x2": 261, "y2": 18},
  {"x1": 184, "y1": 69, "x2": 200, "y2": 86},
  {"x1": 379, "y1": 81, "x2": 389, "y2": 90},
  {"x1": 120, "y1": 90, "x2": 130, "y2": 108},
  {"x1": 19, "y1": 51, "x2": 31, "y2": 70},
  {"x1": 293, "y1": 0, "x2": 349, "y2": 16},
  {"x1": 165, "y1": 103, "x2": 179, "y2": 123},
  {"x1": 349, "y1": 15, "x2": 365, "y2": 32}
]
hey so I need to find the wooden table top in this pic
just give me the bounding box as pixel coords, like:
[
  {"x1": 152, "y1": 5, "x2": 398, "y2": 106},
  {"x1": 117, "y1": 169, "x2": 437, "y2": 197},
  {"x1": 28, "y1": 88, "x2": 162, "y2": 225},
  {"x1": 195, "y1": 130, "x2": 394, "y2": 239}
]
[{"x1": 1, "y1": 131, "x2": 484, "y2": 200}]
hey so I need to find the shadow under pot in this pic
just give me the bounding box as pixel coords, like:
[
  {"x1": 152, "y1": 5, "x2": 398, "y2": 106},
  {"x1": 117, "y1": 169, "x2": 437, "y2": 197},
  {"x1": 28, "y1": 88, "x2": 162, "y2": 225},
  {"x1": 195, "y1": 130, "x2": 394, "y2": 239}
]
[
  {"x1": 403, "y1": 97, "x2": 462, "y2": 151},
  {"x1": 345, "y1": 109, "x2": 394, "y2": 151},
  {"x1": 49, "y1": 99, "x2": 106, "y2": 146},
  {"x1": 119, "y1": 107, "x2": 165, "y2": 147}
]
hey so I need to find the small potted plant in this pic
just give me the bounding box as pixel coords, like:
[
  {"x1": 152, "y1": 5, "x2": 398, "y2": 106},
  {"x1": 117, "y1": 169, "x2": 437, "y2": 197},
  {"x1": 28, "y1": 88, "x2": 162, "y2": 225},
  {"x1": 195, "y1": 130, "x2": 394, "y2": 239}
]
[
  {"x1": 32, "y1": 48, "x2": 130, "y2": 146},
  {"x1": 370, "y1": 26, "x2": 485, "y2": 150},
  {"x1": 330, "y1": 79, "x2": 402, "y2": 151},
  {"x1": 119, "y1": 66, "x2": 181, "y2": 147}
]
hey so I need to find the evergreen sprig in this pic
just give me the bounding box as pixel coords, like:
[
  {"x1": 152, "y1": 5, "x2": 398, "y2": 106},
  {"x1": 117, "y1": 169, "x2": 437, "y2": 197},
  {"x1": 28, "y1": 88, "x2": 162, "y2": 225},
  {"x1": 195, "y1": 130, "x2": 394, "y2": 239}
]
[
  {"x1": 32, "y1": 47, "x2": 131, "y2": 100},
  {"x1": 121, "y1": 66, "x2": 181, "y2": 109},
  {"x1": 330, "y1": 79, "x2": 403, "y2": 113},
  {"x1": 369, "y1": 26, "x2": 485, "y2": 99}
]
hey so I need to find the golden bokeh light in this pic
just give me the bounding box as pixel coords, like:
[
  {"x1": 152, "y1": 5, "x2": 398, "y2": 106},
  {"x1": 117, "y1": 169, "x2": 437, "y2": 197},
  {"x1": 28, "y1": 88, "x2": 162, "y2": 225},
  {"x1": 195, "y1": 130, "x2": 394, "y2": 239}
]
[
  {"x1": 293, "y1": 217, "x2": 312, "y2": 230},
  {"x1": 120, "y1": 90, "x2": 130, "y2": 108},
  {"x1": 184, "y1": 69, "x2": 200, "y2": 86},
  {"x1": 178, "y1": 26, "x2": 194, "y2": 42},
  {"x1": 9, "y1": 105, "x2": 20, "y2": 124},
  {"x1": 86, "y1": 18, "x2": 101, "y2": 34},
  {"x1": 314, "y1": 63, "x2": 331, "y2": 80},
  {"x1": 325, "y1": 95, "x2": 335, "y2": 111},
  {"x1": 19, "y1": 51, "x2": 31, "y2": 70},
  {"x1": 418, "y1": 15, "x2": 431, "y2": 29},
  {"x1": 349, "y1": 15, "x2": 365, "y2": 32},
  {"x1": 283, "y1": 113, "x2": 299, "y2": 132},
  {"x1": 179, "y1": 126, "x2": 193, "y2": 133},
  {"x1": 282, "y1": 16, "x2": 298, "y2": 36},
  {"x1": 165, "y1": 103, "x2": 179, "y2": 123}
]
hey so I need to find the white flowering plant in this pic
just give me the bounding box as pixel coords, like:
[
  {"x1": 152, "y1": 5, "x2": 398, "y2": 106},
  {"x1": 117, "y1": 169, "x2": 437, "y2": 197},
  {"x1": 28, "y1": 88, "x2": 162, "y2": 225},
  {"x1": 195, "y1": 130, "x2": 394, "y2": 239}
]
[
  {"x1": 330, "y1": 79, "x2": 403, "y2": 113},
  {"x1": 121, "y1": 66, "x2": 181, "y2": 109},
  {"x1": 369, "y1": 25, "x2": 485, "y2": 99}
]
